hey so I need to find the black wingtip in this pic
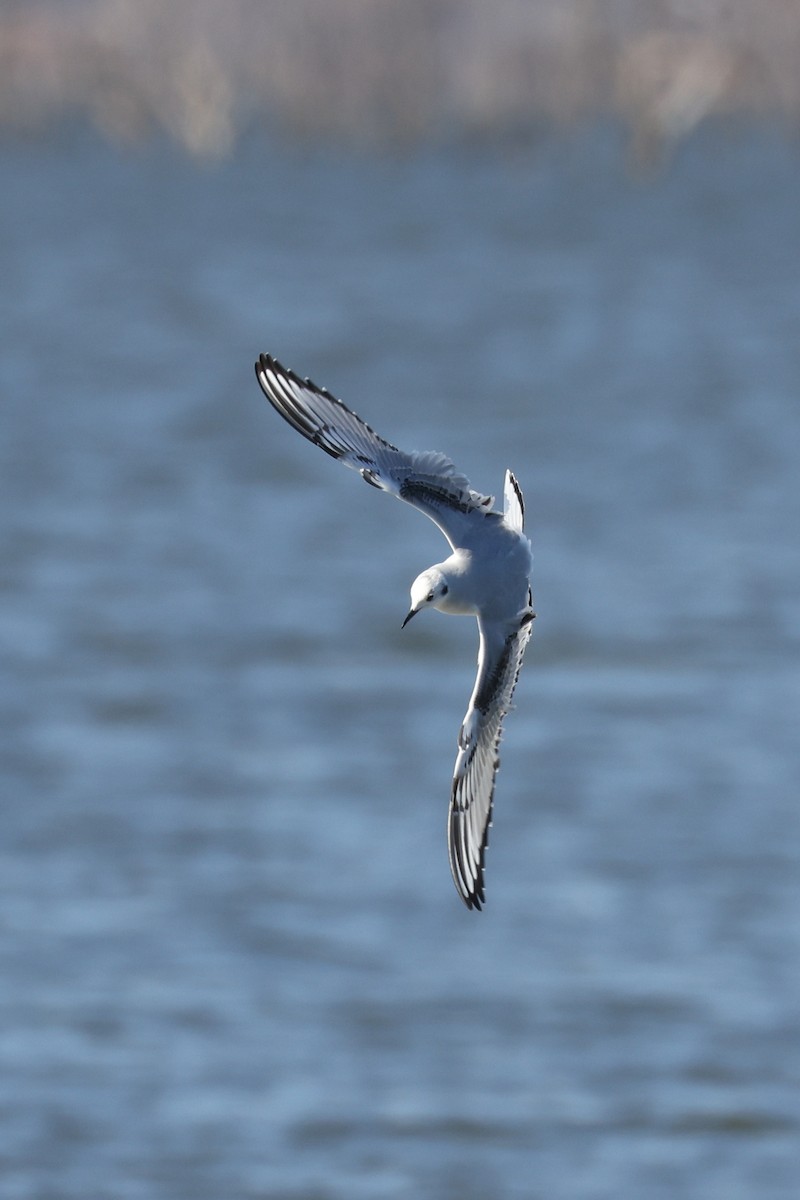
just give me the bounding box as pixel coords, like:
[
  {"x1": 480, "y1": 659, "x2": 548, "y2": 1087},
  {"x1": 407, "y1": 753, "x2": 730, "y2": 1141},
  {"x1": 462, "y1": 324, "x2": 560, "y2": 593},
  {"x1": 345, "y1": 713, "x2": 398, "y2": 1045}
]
[
  {"x1": 255, "y1": 352, "x2": 279, "y2": 378},
  {"x1": 510, "y1": 471, "x2": 524, "y2": 518},
  {"x1": 254, "y1": 352, "x2": 269, "y2": 383},
  {"x1": 450, "y1": 799, "x2": 488, "y2": 913}
]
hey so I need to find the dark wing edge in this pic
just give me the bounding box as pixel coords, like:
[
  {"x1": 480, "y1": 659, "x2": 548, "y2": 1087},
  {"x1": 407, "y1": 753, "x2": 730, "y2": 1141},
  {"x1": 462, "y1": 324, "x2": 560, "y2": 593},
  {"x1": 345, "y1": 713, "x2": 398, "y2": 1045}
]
[
  {"x1": 448, "y1": 606, "x2": 534, "y2": 910},
  {"x1": 255, "y1": 353, "x2": 402, "y2": 464},
  {"x1": 255, "y1": 353, "x2": 496, "y2": 541}
]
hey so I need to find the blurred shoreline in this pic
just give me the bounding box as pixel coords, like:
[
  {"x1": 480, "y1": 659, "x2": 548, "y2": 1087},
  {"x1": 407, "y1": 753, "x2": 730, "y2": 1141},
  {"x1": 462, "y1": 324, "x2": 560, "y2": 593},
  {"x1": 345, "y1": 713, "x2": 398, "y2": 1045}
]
[{"x1": 1, "y1": 0, "x2": 799, "y2": 163}]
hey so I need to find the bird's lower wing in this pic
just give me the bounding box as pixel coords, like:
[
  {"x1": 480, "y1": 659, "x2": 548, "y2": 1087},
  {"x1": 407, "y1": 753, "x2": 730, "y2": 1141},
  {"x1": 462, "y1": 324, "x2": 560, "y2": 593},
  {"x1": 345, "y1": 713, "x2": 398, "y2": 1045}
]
[
  {"x1": 255, "y1": 354, "x2": 495, "y2": 544},
  {"x1": 448, "y1": 609, "x2": 534, "y2": 910}
]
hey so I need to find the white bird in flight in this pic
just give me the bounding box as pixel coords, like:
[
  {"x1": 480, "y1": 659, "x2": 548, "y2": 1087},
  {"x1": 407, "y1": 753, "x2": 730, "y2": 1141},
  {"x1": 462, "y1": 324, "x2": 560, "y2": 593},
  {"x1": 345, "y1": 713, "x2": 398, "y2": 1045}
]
[{"x1": 256, "y1": 354, "x2": 534, "y2": 910}]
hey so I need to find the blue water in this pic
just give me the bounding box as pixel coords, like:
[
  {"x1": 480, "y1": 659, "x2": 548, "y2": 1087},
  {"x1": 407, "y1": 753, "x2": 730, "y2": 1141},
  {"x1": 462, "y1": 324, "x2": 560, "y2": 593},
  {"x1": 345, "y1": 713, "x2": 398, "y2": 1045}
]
[{"x1": 1, "y1": 125, "x2": 799, "y2": 1198}]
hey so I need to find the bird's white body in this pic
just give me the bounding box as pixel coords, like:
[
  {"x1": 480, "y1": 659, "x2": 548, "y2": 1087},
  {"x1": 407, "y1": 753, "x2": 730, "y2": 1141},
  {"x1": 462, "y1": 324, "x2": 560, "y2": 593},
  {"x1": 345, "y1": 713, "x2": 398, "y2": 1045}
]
[{"x1": 255, "y1": 354, "x2": 534, "y2": 910}]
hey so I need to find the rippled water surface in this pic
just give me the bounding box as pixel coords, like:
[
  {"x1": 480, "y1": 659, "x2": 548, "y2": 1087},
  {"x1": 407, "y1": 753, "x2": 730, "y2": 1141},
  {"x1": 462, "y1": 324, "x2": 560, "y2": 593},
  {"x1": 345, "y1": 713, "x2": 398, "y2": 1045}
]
[{"x1": 1, "y1": 127, "x2": 800, "y2": 1198}]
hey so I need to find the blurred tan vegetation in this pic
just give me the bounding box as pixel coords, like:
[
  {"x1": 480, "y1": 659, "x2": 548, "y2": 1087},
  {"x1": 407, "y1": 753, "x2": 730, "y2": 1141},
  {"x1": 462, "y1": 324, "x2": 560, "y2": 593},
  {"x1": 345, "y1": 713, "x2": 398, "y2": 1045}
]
[{"x1": 1, "y1": 0, "x2": 798, "y2": 160}]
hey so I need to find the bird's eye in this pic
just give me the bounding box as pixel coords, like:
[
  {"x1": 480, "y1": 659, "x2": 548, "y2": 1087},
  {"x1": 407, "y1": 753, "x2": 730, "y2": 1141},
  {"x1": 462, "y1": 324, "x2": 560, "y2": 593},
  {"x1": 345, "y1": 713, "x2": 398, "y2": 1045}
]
[{"x1": 426, "y1": 592, "x2": 434, "y2": 602}]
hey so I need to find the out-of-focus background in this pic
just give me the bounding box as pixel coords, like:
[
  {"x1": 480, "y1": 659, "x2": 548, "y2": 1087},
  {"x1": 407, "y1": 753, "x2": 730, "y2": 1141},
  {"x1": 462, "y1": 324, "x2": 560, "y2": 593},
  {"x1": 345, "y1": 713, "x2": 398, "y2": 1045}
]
[{"x1": 2, "y1": 2, "x2": 800, "y2": 1197}]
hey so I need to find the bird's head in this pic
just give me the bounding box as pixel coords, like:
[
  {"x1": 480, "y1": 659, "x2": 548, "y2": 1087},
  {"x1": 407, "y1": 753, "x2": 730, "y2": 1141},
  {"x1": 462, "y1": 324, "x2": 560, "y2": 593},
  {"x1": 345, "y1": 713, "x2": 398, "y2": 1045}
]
[{"x1": 402, "y1": 568, "x2": 450, "y2": 628}]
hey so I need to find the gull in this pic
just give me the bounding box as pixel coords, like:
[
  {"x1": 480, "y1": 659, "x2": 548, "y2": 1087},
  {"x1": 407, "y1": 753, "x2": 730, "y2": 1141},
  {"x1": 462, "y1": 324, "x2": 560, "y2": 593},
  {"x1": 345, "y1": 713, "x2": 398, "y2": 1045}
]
[{"x1": 255, "y1": 354, "x2": 534, "y2": 910}]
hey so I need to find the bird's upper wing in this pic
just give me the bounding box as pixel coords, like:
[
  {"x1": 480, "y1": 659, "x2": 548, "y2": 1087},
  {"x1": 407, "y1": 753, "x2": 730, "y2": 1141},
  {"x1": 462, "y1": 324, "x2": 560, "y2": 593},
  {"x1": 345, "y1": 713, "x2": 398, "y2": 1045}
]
[
  {"x1": 448, "y1": 605, "x2": 534, "y2": 910},
  {"x1": 256, "y1": 354, "x2": 495, "y2": 548}
]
